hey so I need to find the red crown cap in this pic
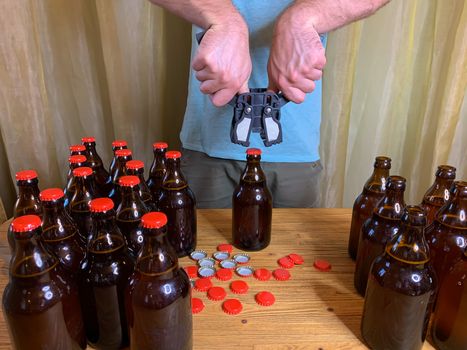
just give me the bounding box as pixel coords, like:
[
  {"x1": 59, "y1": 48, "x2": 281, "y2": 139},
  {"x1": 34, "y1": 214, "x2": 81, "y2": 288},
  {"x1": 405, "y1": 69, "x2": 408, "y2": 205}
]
[
  {"x1": 73, "y1": 167, "x2": 93, "y2": 177},
  {"x1": 112, "y1": 140, "x2": 127, "y2": 147},
  {"x1": 119, "y1": 175, "x2": 140, "y2": 187},
  {"x1": 89, "y1": 198, "x2": 114, "y2": 212},
  {"x1": 246, "y1": 148, "x2": 262, "y2": 156},
  {"x1": 153, "y1": 142, "x2": 168, "y2": 150},
  {"x1": 15, "y1": 170, "x2": 38, "y2": 181},
  {"x1": 81, "y1": 137, "x2": 95, "y2": 143},
  {"x1": 69, "y1": 144, "x2": 86, "y2": 152},
  {"x1": 11, "y1": 215, "x2": 42, "y2": 232},
  {"x1": 126, "y1": 160, "x2": 144, "y2": 170},
  {"x1": 40, "y1": 188, "x2": 65, "y2": 201},
  {"x1": 69, "y1": 155, "x2": 87, "y2": 164},
  {"x1": 142, "y1": 212, "x2": 168, "y2": 229},
  {"x1": 166, "y1": 151, "x2": 181, "y2": 159},
  {"x1": 115, "y1": 149, "x2": 132, "y2": 157}
]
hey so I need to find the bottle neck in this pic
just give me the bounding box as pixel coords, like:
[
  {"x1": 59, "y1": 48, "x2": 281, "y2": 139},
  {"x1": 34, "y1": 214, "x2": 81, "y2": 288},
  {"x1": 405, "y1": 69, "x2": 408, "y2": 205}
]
[
  {"x1": 364, "y1": 167, "x2": 390, "y2": 192},
  {"x1": 119, "y1": 187, "x2": 146, "y2": 208},
  {"x1": 88, "y1": 210, "x2": 126, "y2": 253},
  {"x1": 150, "y1": 149, "x2": 167, "y2": 177},
  {"x1": 163, "y1": 159, "x2": 187, "y2": 189},
  {"x1": 15, "y1": 182, "x2": 42, "y2": 217},
  {"x1": 241, "y1": 156, "x2": 266, "y2": 184},
  {"x1": 374, "y1": 188, "x2": 406, "y2": 219},
  {"x1": 386, "y1": 222, "x2": 430, "y2": 264},
  {"x1": 113, "y1": 156, "x2": 132, "y2": 183},
  {"x1": 437, "y1": 184, "x2": 467, "y2": 228}
]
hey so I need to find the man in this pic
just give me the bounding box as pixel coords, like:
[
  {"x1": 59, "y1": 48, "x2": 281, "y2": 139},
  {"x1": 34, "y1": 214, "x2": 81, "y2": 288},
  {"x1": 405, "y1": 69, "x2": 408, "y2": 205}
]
[{"x1": 149, "y1": 0, "x2": 390, "y2": 208}]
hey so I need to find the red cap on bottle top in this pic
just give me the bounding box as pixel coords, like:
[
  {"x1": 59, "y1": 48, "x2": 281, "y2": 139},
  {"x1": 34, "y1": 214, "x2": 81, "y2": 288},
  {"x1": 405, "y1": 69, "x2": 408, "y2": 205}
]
[
  {"x1": 69, "y1": 155, "x2": 87, "y2": 164},
  {"x1": 246, "y1": 148, "x2": 262, "y2": 156},
  {"x1": 165, "y1": 151, "x2": 181, "y2": 159},
  {"x1": 119, "y1": 175, "x2": 140, "y2": 187},
  {"x1": 73, "y1": 167, "x2": 93, "y2": 177},
  {"x1": 115, "y1": 149, "x2": 132, "y2": 157},
  {"x1": 81, "y1": 137, "x2": 95, "y2": 143},
  {"x1": 126, "y1": 160, "x2": 144, "y2": 170},
  {"x1": 141, "y1": 212, "x2": 168, "y2": 229},
  {"x1": 11, "y1": 215, "x2": 42, "y2": 232},
  {"x1": 153, "y1": 142, "x2": 168, "y2": 150},
  {"x1": 112, "y1": 140, "x2": 127, "y2": 147},
  {"x1": 40, "y1": 188, "x2": 65, "y2": 202},
  {"x1": 69, "y1": 144, "x2": 86, "y2": 152},
  {"x1": 15, "y1": 170, "x2": 38, "y2": 181},
  {"x1": 90, "y1": 198, "x2": 114, "y2": 212}
]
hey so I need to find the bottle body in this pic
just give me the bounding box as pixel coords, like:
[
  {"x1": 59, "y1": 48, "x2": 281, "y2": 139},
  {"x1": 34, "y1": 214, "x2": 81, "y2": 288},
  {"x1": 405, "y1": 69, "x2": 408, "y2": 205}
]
[
  {"x1": 125, "y1": 162, "x2": 155, "y2": 211},
  {"x1": 82, "y1": 138, "x2": 113, "y2": 196}
]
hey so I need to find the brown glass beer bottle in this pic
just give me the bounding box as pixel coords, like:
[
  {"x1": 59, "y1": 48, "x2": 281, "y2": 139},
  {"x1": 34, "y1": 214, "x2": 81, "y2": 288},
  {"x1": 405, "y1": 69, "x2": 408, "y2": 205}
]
[
  {"x1": 109, "y1": 148, "x2": 133, "y2": 209},
  {"x1": 69, "y1": 144, "x2": 87, "y2": 156},
  {"x1": 109, "y1": 140, "x2": 128, "y2": 178},
  {"x1": 116, "y1": 175, "x2": 149, "y2": 260},
  {"x1": 421, "y1": 165, "x2": 456, "y2": 225},
  {"x1": 361, "y1": 206, "x2": 436, "y2": 350},
  {"x1": 3, "y1": 215, "x2": 85, "y2": 349},
  {"x1": 81, "y1": 198, "x2": 134, "y2": 349},
  {"x1": 64, "y1": 155, "x2": 87, "y2": 209},
  {"x1": 157, "y1": 151, "x2": 197, "y2": 257},
  {"x1": 354, "y1": 175, "x2": 406, "y2": 296},
  {"x1": 82, "y1": 136, "x2": 113, "y2": 196},
  {"x1": 348, "y1": 156, "x2": 391, "y2": 260},
  {"x1": 147, "y1": 142, "x2": 168, "y2": 207},
  {"x1": 126, "y1": 159, "x2": 155, "y2": 211},
  {"x1": 232, "y1": 148, "x2": 273, "y2": 251},
  {"x1": 126, "y1": 212, "x2": 192, "y2": 350}
]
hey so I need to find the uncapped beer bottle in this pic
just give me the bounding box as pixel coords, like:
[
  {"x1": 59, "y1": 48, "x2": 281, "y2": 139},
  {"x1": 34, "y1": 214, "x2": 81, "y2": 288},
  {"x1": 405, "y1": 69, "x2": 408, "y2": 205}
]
[
  {"x1": 158, "y1": 151, "x2": 197, "y2": 257},
  {"x1": 109, "y1": 148, "x2": 133, "y2": 209},
  {"x1": 82, "y1": 137, "x2": 113, "y2": 196},
  {"x1": 81, "y1": 198, "x2": 134, "y2": 349},
  {"x1": 64, "y1": 155, "x2": 87, "y2": 209},
  {"x1": 7, "y1": 170, "x2": 43, "y2": 253},
  {"x1": 126, "y1": 212, "x2": 192, "y2": 350},
  {"x1": 232, "y1": 148, "x2": 273, "y2": 251},
  {"x1": 421, "y1": 165, "x2": 456, "y2": 225},
  {"x1": 69, "y1": 144, "x2": 87, "y2": 156},
  {"x1": 361, "y1": 206, "x2": 436, "y2": 350},
  {"x1": 69, "y1": 167, "x2": 98, "y2": 243},
  {"x1": 348, "y1": 156, "x2": 391, "y2": 260},
  {"x1": 116, "y1": 175, "x2": 149, "y2": 259},
  {"x1": 354, "y1": 175, "x2": 406, "y2": 296},
  {"x1": 3, "y1": 215, "x2": 85, "y2": 349},
  {"x1": 147, "y1": 142, "x2": 168, "y2": 207},
  {"x1": 426, "y1": 181, "x2": 467, "y2": 287},
  {"x1": 109, "y1": 140, "x2": 128, "y2": 179},
  {"x1": 126, "y1": 159, "x2": 155, "y2": 211}
]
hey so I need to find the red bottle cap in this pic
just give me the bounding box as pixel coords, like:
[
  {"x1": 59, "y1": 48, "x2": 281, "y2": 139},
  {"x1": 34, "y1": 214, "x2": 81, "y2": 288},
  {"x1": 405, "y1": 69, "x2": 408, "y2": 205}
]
[
  {"x1": 222, "y1": 299, "x2": 243, "y2": 315},
  {"x1": 246, "y1": 148, "x2": 261, "y2": 156},
  {"x1": 192, "y1": 298, "x2": 204, "y2": 314},
  {"x1": 40, "y1": 188, "x2": 65, "y2": 202},
  {"x1": 278, "y1": 256, "x2": 294, "y2": 269},
  {"x1": 119, "y1": 175, "x2": 140, "y2": 187},
  {"x1": 89, "y1": 198, "x2": 114, "y2": 213},
  {"x1": 254, "y1": 268, "x2": 272, "y2": 281},
  {"x1": 165, "y1": 151, "x2": 181, "y2": 159},
  {"x1": 126, "y1": 160, "x2": 144, "y2": 170},
  {"x1": 115, "y1": 149, "x2": 132, "y2": 157},
  {"x1": 153, "y1": 142, "x2": 168, "y2": 150},
  {"x1": 73, "y1": 167, "x2": 93, "y2": 177},
  {"x1": 81, "y1": 137, "x2": 95, "y2": 143},
  {"x1": 313, "y1": 259, "x2": 332, "y2": 272},
  {"x1": 217, "y1": 243, "x2": 233, "y2": 253},
  {"x1": 194, "y1": 278, "x2": 212, "y2": 292},
  {"x1": 207, "y1": 286, "x2": 227, "y2": 301},
  {"x1": 69, "y1": 155, "x2": 87, "y2": 164},
  {"x1": 255, "y1": 291, "x2": 275, "y2": 306},
  {"x1": 230, "y1": 280, "x2": 249, "y2": 294},
  {"x1": 288, "y1": 253, "x2": 304, "y2": 265},
  {"x1": 215, "y1": 268, "x2": 233, "y2": 281},
  {"x1": 112, "y1": 140, "x2": 127, "y2": 147},
  {"x1": 273, "y1": 269, "x2": 291, "y2": 281},
  {"x1": 184, "y1": 265, "x2": 198, "y2": 279},
  {"x1": 15, "y1": 170, "x2": 38, "y2": 181},
  {"x1": 141, "y1": 212, "x2": 168, "y2": 229},
  {"x1": 11, "y1": 215, "x2": 42, "y2": 232},
  {"x1": 69, "y1": 144, "x2": 86, "y2": 152}
]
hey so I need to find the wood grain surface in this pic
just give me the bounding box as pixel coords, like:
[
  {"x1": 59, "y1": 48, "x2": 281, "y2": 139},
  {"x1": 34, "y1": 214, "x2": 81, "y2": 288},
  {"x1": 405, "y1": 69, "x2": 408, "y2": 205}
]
[{"x1": 0, "y1": 209, "x2": 436, "y2": 350}]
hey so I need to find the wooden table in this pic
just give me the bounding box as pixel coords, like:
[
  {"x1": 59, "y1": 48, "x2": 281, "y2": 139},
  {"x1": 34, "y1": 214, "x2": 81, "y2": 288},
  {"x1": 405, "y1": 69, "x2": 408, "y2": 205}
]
[{"x1": 0, "y1": 209, "x2": 436, "y2": 350}]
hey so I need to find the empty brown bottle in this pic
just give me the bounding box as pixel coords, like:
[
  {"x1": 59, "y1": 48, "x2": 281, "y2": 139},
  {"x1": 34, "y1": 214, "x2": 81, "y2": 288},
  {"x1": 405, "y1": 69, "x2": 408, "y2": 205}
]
[
  {"x1": 421, "y1": 165, "x2": 456, "y2": 225},
  {"x1": 157, "y1": 151, "x2": 197, "y2": 257},
  {"x1": 109, "y1": 148, "x2": 133, "y2": 209},
  {"x1": 109, "y1": 140, "x2": 128, "y2": 179},
  {"x1": 69, "y1": 167, "x2": 98, "y2": 243},
  {"x1": 426, "y1": 181, "x2": 467, "y2": 287},
  {"x1": 81, "y1": 198, "x2": 134, "y2": 349},
  {"x1": 361, "y1": 206, "x2": 436, "y2": 350},
  {"x1": 232, "y1": 148, "x2": 273, "y2": 251},
  {"x1": 3, "y1": 215, "x2": 85, "y2": 349},
  {"x1": 354, "y1": 175, "x2": 406, "y2": 296},
  {"x1": 7, "y1": 170, "x2": 43, "y2": 253},
  {"x1": 126, "y1": 159, "x2": 155, "y2": 211},
  {"x1": 64, "y1": 155, "x2": 87, "y2": 209},
  {"x1": 116, "y1": 175, "x2": 149, "y2": 259},
  {"x1": 82, "y1": 136, "x2": 113, "y2": 196},
  {"x1": 147, "y1": 142, "x2": 168, "y2": 207},
  {"x1": 348, "y1": 156, "x2": 391, "y2": 260},
  {"x1": 126, "y1": 212, "x2": 192, "y2": 350},
  {"x1": 69, "y1": 144, "x2": 87, "y2": 156}
]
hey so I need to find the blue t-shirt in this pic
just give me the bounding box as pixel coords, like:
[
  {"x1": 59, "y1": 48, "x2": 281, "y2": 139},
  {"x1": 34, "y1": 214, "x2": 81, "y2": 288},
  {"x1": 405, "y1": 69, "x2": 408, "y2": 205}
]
[{"x1": 181, "y1": 1, "x2": 325, "y2": 163}]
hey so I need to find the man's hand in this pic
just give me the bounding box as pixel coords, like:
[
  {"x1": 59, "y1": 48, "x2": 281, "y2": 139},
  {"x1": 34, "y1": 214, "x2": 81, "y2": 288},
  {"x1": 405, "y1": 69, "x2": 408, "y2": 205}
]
[
  {"x1": 267, "y1": 4, "x2": 326, "y2": 104},
  {"x1": 192, "y1": 20, "x2": 252, "y2": 107}
]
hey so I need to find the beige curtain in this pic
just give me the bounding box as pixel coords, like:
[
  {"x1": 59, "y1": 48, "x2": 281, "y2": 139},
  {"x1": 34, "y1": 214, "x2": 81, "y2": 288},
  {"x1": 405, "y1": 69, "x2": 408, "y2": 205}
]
[{"x1": 0, "y1": 0, "x2": 465, "y2": 214}]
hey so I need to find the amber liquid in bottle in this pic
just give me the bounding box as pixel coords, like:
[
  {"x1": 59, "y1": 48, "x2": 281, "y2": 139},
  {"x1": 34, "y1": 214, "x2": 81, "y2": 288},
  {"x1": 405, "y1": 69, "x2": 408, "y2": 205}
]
[
  {"x1": 361, "y1": 206, "x2": 436, "y2": 350},
  {"x1": 354, "y1": 175, "x2": 406, "y2": 296},
  {"x1": 109, "y1": 150, "x2": 132, "y2": 209},
  {"x1": 421, "y1": 165, "x2": 456, "y2": 225},
  {"x1": 147, "y1": 143, "x2": 167, "y2": 208},
  {"x1": 109, "y1": 141, "x2": 128, "y2": 178},
  {"x1": 82, "y1": 138, "x2": 113, "y2": 196},
  {"x1": 348, "y1": 156, "x2": 391, "y2": 260},
  {"x1": 126, "y1": 161, "x2": 155, "y2": 211},
  {"x1": 64, "y1": 155, "x2": 87, "y2": 210},
  {"x1": 126, "y1": 212, "x2": 192, "y2": 350},
  {"x1": 232, "y1": 149, "x2": 273, "y2": 251}
]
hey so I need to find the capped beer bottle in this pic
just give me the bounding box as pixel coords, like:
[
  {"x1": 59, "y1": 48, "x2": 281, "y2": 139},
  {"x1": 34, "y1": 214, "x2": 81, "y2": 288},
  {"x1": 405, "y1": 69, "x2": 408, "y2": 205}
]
[
  {"x1": 126, "y1": 159, "x2": 155, "y2": 211},
  {"x1": 426, "y1": 181, "x2": 467, "y2": 287},
  {"x1": 126, "y1": 212, "x2": 192, "y2": 350},
  {"x1": 109, "y1": 148, "x2": 133, "y2": 209},
  {"x1": 82, "y1": 136, "x2": 113, "y2": 196},
  {"x1": 81, "y1": 198, "x2": 134, "y2": 349},
  {"x1": 116, "y1": 175, "x2": 149, "y2": 259},
  {"x1": 361, "y1": 206, "x2": 436, "y2": 350},
  {"x1": 354, "y1": 175, "x2": 406, "y2": 296},
  {"x1": 109, "y1": 140, "x2": 128, "y2": 178},
  {"x1": 158, "y1": 151, "x2": 197, "y2": 257},
  {"x1": 64, "y1": 155, "x2": 87, "y2": 209},
  {"x1": 348, "y1": 156, "x2": 391, "y2": 260},
  {"x1": 3, "y1": 215, "x2": 85, "y2": 349},
  {"x1": 232, "y1": 148, "x2": 272, "y2": 251},
  {"x1": 69, "y1": 144, "x2": 87, "y2": 156},
  {"x1": 421, "y1": 165, "x2": 456, "y2": 225},
  {"x1": 147, "y1": 142, "x2": 168, "y2": 207}
]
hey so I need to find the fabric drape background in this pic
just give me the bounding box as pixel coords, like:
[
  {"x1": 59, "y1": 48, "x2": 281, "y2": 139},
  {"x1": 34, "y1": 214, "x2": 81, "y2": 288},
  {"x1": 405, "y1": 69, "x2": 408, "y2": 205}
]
[{"x1": 0, "y1": 0, "x2": 466, "y2": 217}]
